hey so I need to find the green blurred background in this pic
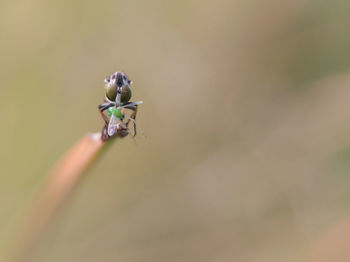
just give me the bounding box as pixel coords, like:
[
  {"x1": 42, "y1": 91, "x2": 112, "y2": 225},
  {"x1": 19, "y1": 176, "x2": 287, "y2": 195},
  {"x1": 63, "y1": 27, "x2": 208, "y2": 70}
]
[{"x1": 2, "y1": 0, "x2": 350, "y2": 261}]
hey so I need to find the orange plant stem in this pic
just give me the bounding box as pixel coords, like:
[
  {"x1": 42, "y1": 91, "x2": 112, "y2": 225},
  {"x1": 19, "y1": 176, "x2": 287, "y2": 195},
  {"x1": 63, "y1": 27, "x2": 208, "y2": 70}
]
[{"x1": 12, "y1": 133, "x2": 109, "y2": 262}]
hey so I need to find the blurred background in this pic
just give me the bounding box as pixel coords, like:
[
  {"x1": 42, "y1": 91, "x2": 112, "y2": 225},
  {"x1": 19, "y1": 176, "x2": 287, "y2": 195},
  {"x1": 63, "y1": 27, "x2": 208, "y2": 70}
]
[{"x1": 2, "y1": 0, "x2": 350, "y2": 261}]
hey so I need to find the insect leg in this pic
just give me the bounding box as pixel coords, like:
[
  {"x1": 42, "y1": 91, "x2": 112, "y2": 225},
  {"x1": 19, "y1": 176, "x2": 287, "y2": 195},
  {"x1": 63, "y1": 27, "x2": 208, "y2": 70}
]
[
  {"x1": 98, "y1": 102, "x2": 114, "y2": 111},
  {"x1": 125, "y1": 105, "x2": 138, "y2": 136},
  {"x1": 98, "y1": 102, "x2": 113, "y2": 124}
]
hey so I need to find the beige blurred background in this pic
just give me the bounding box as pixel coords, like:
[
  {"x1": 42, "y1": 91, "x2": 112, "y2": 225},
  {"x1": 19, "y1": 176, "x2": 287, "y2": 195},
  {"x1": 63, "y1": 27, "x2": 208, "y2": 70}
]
[{"x1": 2, "y1": 0, "x2": 350, "y2": 261}]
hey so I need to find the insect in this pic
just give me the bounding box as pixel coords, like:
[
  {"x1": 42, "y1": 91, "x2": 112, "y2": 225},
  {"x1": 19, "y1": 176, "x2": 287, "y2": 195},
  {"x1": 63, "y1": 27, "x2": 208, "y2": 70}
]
[
  {"x1": 106, "y1": 101, "x2": 143, "y2": 136},
  {"x1": 98, "y1": 72, "x2": 143, "y2": 139}
]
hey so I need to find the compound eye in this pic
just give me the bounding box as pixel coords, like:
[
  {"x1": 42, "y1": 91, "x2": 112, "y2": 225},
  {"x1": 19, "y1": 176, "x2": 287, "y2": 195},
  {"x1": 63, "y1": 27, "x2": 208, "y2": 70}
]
[
  {"x1": 120, "y1": 85, "x2": 132, "y2": 103},
  {"x1": 105, "y1": 83, "x2": 117, "y2": 101}
]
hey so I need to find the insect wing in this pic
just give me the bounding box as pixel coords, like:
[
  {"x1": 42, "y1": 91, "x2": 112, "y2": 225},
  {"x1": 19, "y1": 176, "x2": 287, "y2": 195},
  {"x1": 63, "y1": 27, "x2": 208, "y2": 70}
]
[{"x1": 107, "y1": 114, "x2": 118, "y2": 136}]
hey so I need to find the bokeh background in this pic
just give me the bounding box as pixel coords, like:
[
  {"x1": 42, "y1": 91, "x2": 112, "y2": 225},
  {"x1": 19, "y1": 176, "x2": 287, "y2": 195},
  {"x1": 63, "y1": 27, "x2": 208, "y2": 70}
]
[{"x1": 2, "y1": 0, "x2": 350, "y2": 261}]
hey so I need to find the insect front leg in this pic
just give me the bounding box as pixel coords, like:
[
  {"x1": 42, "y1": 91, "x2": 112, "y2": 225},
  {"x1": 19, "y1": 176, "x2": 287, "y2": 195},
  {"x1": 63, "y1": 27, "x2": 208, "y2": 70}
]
[{"x1": 98, "y1": 102, "x2": 113, "y2": 124}]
